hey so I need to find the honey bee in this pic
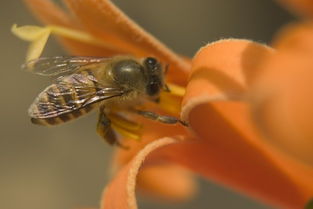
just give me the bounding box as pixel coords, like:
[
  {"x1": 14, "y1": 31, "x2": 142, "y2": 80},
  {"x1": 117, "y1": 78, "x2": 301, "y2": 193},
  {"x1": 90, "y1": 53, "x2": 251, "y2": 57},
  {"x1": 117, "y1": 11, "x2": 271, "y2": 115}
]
[{"x1": 23, "y1": 56, "x2": 186, "y2": 147}]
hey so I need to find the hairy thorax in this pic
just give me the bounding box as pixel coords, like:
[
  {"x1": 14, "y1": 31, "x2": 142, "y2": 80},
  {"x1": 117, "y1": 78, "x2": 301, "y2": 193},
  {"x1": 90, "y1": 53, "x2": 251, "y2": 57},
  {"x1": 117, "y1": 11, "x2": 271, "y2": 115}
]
[{"x1": 103, "y1": 90, "x2": 144, "y2": 111}]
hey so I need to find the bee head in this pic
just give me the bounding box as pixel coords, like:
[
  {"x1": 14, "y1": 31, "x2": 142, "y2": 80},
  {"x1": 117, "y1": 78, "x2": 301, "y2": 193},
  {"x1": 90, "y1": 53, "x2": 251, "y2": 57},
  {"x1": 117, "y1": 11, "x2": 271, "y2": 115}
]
[{"x1": 111, "y1": 57, "x2": 165, "y2": 97}]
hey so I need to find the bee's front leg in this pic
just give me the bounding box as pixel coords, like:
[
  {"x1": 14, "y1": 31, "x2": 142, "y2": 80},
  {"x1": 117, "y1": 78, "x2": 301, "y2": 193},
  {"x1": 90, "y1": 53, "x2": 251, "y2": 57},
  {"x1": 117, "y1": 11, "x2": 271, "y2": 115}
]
[{"x1": 134, "y1": 109, "x2": 188, "y2": 126}]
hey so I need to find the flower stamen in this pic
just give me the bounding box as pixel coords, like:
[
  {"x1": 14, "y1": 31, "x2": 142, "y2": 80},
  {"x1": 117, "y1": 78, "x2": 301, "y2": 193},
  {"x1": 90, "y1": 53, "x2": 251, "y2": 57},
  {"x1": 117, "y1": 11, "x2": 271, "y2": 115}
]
[
  {"x1": 167, "y1": 83, "x2": 186, "y2": 97},
  {"x1": 12, "y1": 24, "x2": 119, "y2": 61},
  {"x1": 47, "y1": 25, "x2": 117, "y2": 49},
  {"x1": 158, "y1": 93, "x2": 182, "y2": 115}
]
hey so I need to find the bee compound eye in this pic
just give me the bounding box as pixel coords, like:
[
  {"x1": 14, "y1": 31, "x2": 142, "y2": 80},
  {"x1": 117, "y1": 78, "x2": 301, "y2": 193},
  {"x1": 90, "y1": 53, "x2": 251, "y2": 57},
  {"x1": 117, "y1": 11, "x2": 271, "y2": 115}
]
[{"x1": 145, "y1": 57, "x2": 158, "y2": 68}]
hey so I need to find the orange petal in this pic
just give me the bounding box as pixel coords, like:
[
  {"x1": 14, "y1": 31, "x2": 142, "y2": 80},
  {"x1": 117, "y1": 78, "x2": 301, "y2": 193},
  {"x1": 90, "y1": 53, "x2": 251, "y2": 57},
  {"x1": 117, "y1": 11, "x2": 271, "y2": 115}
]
[
  {"x1": 64, "y1": 0, "x2": 190, "y2": 84},
  {"x1": 180, "y1": 102, "x2": 313, "y2": 208},
  {"x1": 182, "y1": 39, "x2": 273, "y2": 109},
  {"x1": 175, "y1": 40, "x2": 313, "y2": 208},
  {"x1": 109, "y1": 113, "x2": 193, "y2": 202},
  {"x1": 24, "y1": 0, "x2": 124, "y2": 56},
  {"x1": 24, "y1": 0, "x2": 75, "y2": 27},
  {"x1": 273, "y1": 22, "x2": 313, "y2": 54},
  {"x1": 250, "y1": 51, "x2": 313, "y2": 165},
  {"x1": 255, "y1": 23, "x2": 313, "y2": 165},
  {"x1": 102, "y1": 137, "x2": 193, "y2": 209},
  {"x1": 276, "y1": 0, "x2": 313, "y2": 17},
  {"x1": 137, "y1": 164, "x2": 196, "y2": 201}
]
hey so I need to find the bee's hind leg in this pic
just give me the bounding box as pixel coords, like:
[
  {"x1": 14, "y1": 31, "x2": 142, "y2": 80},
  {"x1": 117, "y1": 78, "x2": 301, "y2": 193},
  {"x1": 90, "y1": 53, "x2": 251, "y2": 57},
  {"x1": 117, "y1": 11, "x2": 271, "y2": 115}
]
[
  {"x1": 134, "y1": 109, "x2": 188, "y2": 126},
  {"x1": 96, "y1": 109, "x2": 128, "y2": 149}
]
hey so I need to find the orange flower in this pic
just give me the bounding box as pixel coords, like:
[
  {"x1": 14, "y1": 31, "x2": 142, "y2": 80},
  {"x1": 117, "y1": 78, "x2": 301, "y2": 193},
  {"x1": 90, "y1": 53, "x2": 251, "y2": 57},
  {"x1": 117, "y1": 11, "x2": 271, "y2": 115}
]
[
  {"x1": 248, "y1": 1, "x2": 313, "y2": 168},
  {"x1": 250, "y1": 23, "x2": 313, "y2": 165},
  {"x1": 15, "y1": 0, "x2": 313, "y2": 209}
]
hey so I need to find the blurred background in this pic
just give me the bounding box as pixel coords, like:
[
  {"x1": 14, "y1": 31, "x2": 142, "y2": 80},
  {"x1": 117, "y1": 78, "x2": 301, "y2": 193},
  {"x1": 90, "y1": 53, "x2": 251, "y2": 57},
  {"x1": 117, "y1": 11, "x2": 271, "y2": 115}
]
[{"x1": 0, "y1": 0, "x2": 295, "y2": 209}]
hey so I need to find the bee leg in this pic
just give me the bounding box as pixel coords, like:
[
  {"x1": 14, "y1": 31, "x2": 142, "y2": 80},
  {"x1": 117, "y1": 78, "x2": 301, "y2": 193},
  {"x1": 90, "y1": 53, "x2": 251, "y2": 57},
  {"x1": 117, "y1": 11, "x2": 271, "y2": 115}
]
[
  {"x1": 96, "y1": 112, "x2": 114, "y2": 145},
  {"x1": 96, "y1": 112, "x2": 128, "y2": 149},
  {"x1": 135, "y1": 110, "x2": 188, "y2": 126}
]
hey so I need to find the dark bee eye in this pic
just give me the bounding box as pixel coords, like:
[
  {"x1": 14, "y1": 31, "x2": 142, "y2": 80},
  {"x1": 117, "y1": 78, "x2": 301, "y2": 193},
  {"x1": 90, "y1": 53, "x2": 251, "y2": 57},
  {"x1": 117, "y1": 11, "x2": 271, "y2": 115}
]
[{"x1": 144, "y1": 57, "x2": 158, "y2": 68}]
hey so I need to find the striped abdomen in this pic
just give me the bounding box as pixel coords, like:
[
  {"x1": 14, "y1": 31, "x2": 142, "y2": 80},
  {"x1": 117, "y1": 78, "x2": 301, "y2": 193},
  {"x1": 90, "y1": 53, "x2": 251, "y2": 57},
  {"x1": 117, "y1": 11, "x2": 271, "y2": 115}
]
[
  {"x1": 30, "y1": 105, "x2": 96, "y2": 126},
  {"x1": 29, "y1": 69, "x2": 100, "y2": 126}
]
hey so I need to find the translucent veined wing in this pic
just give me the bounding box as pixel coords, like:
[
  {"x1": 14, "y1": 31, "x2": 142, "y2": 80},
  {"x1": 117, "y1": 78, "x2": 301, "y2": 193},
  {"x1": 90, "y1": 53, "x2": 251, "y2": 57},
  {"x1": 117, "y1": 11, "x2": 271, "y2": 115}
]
[
  {"x1": 28, "y1": 71, "x2": 126, "y2": 119},
  {"x1": 22, "y1": 56, "x2": 110, "y2": 76}
]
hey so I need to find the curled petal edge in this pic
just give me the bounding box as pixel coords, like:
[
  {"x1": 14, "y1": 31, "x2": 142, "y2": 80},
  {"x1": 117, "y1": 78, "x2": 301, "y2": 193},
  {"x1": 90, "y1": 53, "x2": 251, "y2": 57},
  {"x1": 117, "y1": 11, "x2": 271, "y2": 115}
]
[
  {"x1": 182, "y1": 39, "x2": 274, "y2": 110},
  {"x1": 101, "y1": 137, "x2": 196, "y2": 209},
  {"x1": 179, "y1": 39, "x2": 313, "y2": 208}
]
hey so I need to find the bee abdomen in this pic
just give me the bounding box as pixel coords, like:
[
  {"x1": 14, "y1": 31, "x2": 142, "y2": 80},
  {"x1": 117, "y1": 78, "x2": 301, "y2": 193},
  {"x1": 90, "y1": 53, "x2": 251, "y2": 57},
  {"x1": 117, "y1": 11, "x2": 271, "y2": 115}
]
[{"x1": 30, "y1": 104, "x2": 96, "y2": 126}]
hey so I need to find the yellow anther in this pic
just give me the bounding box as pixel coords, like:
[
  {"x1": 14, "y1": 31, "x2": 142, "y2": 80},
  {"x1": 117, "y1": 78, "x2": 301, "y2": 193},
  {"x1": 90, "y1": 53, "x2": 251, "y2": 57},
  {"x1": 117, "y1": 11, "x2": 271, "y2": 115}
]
[
  {"x1": 167, "y1": 83, "x2": 186, "y2": 97},
  {"x1": 158, "y1": 93, "x2": 182, "y2": 115},
  {"x1": 47, "y1": 25, "x2": 117, "y2": 49},
  {"x1": 111, "y1": 124, "x2": 141, "y2": 141}
]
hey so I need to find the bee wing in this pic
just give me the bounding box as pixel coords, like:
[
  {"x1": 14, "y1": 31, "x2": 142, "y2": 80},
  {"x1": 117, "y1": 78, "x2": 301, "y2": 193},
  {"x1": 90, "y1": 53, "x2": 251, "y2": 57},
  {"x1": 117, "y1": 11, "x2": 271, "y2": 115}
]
[
  {"x1": 22, "y1": 56, "x2": 110, "y2": 76},
  {"x1": 29, "y1": 73, "x2": 125, "y2": 119}
]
